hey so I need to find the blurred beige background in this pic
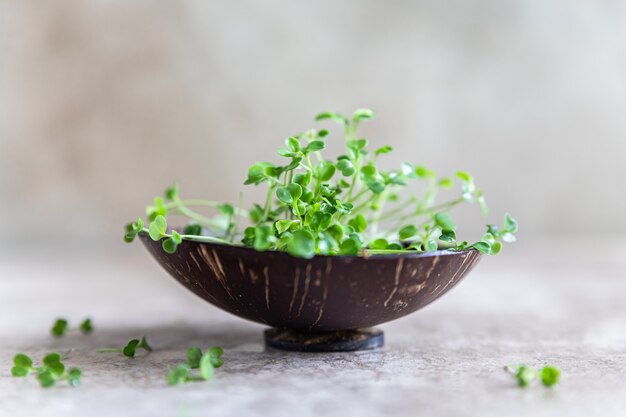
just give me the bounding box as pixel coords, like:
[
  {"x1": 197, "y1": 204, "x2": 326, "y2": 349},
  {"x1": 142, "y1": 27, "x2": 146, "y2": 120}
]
[{"x1": 1, "y1": 0, "x2": 625, "y2": 246}]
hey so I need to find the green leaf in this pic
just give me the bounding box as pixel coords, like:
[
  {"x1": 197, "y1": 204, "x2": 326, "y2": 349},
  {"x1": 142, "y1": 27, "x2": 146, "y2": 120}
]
[
  {"x1": 199, "y1": 354, "x2": 214, "y2": 380},
  {"x1": 434, "y1": 213, "x2": 456, "y2": 231},
  {"x1": 14, "y1": 353, "x2": 33, "y2": 369},
  {"x1": 42, "y1": 352, "x2": 61, "y2": 366},
  {"x1": 207, "y1": 346, "x2": 225, "y2": 368},
  {"x1": 164, "y1": 184, "x2": 179, "y2": 200},
  {"x1": 415, "y1": 166, "x2": 435, "y2": 179},
  {"x1": 504, "y1": 213, "x2": 518, "y2": 233},
  {"x1": 68, "y1": 368, "x2": 82, "y2": 387},
  {"x1": 439, "y1": 230, "x2": 456, "y2": 243},
  {"x1": 275, "y1": 219, "x2": 295, "y2": 235},
  {"x1": 374, "y1": 145, "x2": 392, "y2": 155},
  {"x1": 399, "y1": 225, "x2": 418, "y2": 240},
  {"x1": 287, "y1": 183, "x2": 303, "y2": 201},
  {"x1": 162, "y1": 238, "x2": 178, "y2": 254},
  {"x1": 253, "y1": 224, "x2": 274, "y2": 251},
  {"x1": 286, "y1": 137, "x2": 300, "y2": 152},
  {"x1": 79, "y1": 318, "x2": 93, "y2": 334},
  {"x1": 149, "y1": 215, "x2": 167, "y2": 241},
  {"x1": 438, "y1": 178, "x2": 453, "y2": 188},
  {"x1": 456, "y1": 171, "x2": 472, "y2": 182},
  {"x1": 540, "y1": 366, "x2": 560, "y2": 387},
  {"x1": 490, "y1": 241, "x2": 502, "y2": 255},
  {"x1": 352, "y1": 108, "x2": 375, "y2": 121},
  {"x1": 287, "y1": 230, "x2": 316, "y2": 259},
  {"x1": 183, "y1": 223, "x2": 202, "y2": 236},
  {"x1": 316, "y1": 161, "x2": 336, "y2": 182},
  {"x1": 315, "y1": 112, "x2": 348, "y2": 126},
  {"x1": 339, "y1": 237, "x2": 360, "y2": 256},
  {"x1": 471, "y1": 241, "x2": 491, "y2": 254},
  {"x1": 425, "y1": 239, "x2": 438, "y2": 251},
  {"x1": 51, "y1": 319, "x2": 68, "y2": 337},
  {"x1": 138, "y1": 336, "x2": 152, "y2": 352},
  {"x1": 348, "y1": 215, "x2": 367, "y2": 233},
  {"x1": 171, "y1": 230, "x2": 182, "y2": 244},
  {"x1": 37, "y1": 370, "x2": 56, "y2": 388},
  {"x1": 293, "y1": 172, "x2": 312, "y2": 187},
  {"x1": 167, "y1": 365, "x2": 190, "y2": 385},
  {"x1": 515, "y1": 365, "x2": 537, "y2": 387},
  {"x1": 11, "y1": 366, "x2": 29, "y2": 377},
  {"x1": 370, "y1": 238, "x2": 389, "y2": 250},
  {"x1": 276, "y1": 187, "x2": 293, "y2": 204},
  {"x1": 187, "y1": 347, "x2": 202, "y2": 369},
  {"x1": 336, "y1": 159, "x2": 356, "y2": 176},
  {"x1": 217, "y1": 203, "x2": 235, "y2": 216},
  {"x1": 366, "y1": 181, "x2": 385, "y2": 194},
  {"x1": 306, "y1": 140, "x2": 326, "y2": 151},
  {"x1": 123, "y1": 339, "x2": 140, "y2": 358}
]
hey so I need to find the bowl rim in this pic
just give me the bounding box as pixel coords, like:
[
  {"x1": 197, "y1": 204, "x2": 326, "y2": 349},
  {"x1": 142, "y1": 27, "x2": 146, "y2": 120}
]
[{"x1": 139, "y1": 232, "x2": 477, "y2": 260}]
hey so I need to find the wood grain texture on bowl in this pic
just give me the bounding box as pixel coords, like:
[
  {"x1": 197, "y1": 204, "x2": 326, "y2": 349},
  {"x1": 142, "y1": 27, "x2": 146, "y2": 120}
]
[{"x1": 139, "y1": 234, "x2": 481, "y2": 331}]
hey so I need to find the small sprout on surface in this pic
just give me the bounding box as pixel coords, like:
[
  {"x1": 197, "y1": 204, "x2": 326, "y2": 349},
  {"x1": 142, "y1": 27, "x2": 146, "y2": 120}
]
[
  {"x1": 10, "y1": 353, "x2": 82, "y2": 388},
  {"x1": 505, "y1": 364, "x2": 561, "y2": 388},
  {"x1": 540, "y1": 366, "x2": 561, "y2": 387},
  {"x1": 97, "y1": 336, "x2": 152, "y2": 358},
  {"x1": 51, "y1": 318, "x2": 93, "y2": 337},
  {"x1": 167, "y1": 346, "x2": 225, "y2": 386}
]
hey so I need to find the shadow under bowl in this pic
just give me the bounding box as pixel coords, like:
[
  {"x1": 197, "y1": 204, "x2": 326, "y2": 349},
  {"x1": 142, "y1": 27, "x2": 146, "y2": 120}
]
[{"x1": 140, "y1": 234, "x2": 481, "y2": 351}]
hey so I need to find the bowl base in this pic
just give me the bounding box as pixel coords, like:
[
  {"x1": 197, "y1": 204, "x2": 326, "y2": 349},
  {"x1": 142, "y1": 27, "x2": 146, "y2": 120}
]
[{"x1": 264, "y1": 328, "x2": 384, "y2": 352}]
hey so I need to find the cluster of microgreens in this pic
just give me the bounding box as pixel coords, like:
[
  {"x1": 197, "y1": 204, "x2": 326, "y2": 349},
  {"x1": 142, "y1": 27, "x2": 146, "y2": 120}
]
[
  {"x1": 10, "y1": 318, "x2": 225, "y2": 388},
  {"x1": 11, "y1": 352, "x2": 82, "y2": 388},
  {"x1": 124, "y1": 108, "x2": 518, "y2": 258},
  {"x1": 505, "y1": 365, "x2": 561, "y2": 388},
  {"x1": 167, "y1": 346, "x2": 225, "y2": 385},
  {"x1": 51, "y1": 318, "x2": 93, "y2": 337}
]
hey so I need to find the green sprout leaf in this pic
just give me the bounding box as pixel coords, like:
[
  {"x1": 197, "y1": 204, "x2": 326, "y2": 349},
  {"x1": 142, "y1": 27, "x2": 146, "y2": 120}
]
[
  {"x1": 540, "y1": 366, "x2": 560, "y2": 387},
  {"x1": 37, "y1": 370, "x2": 56, "y2": 388},
  {"x1": 199, "y1": 354, "x2": 214, "y2": 380},
  {"x1": 374, "y1": 145, "x2": 392, "y2": 155},
  {"x1": 434, "y1": 213, "x2": 456, "y2": 231},
  {"x1": 67, "y1": 368, "x2": 82, "y2": 387},
  {"x1": 164, "y1": 184, "x2": 179, "y2": 200},
  {"x1": 187, "y1": 347, "x2": 203, "y2": 369},
  {"x1": 167, "y1": 365, "x2": 191, "y2": 386},
  {"x1": 183, "y1": 223, "x2": 202, "y2": 236},
  {"x1": 287, "y1": 230, "x2": 316, "y2": 259},
  {"x1": 399, "y1": 225, "x2": 418, "y2": 240},
  {"x1": 149, "y1": 215, "x2": 168, "y2": 241},
  {"x1": 122, "y1": 339, "x2": 140, "y2": 358},
  {"x1": 471, "y1": 241, "x2": 491, "y2": 254},
  {"x1": 79, "y1": 318, "x2": 93, "y2": 334},
  {"x1": 515, "y1": 365, "x2": 537, "y2": 387},
  {"x1": 206, "y1": 347, "x2": 225, "y2": 368},
  {"x1": 51, "y1": 319, "x2": 68, "y2": 337}
]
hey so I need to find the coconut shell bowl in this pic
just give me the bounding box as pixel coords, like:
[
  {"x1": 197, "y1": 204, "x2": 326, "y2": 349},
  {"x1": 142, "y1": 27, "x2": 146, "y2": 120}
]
[{"x1": 140, "y1": 234, "x2": 481, "y2": 352}]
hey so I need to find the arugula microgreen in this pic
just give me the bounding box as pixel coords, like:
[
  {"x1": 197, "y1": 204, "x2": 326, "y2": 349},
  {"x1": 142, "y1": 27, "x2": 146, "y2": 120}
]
[
  {"x1": 126, "y1": 109, "x2": 517, "y2": 258},
  {"x1": 11, "y1": 352, "x2": 82, "y2": 388}
]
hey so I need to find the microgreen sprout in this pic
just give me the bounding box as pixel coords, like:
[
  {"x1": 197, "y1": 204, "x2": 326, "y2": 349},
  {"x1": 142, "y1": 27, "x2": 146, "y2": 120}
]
[
  {"x1": 11, "y1": 352, "x2": 82, "y2": 388},
  {"x1": 504, "y1": 364, "x2": 561, "y2": 388},
  {"x1": 97, "y1": 336, "x2": 152, "y2": 358},
  {"x1": 126, "y1": 109, "x2": 518, "y2": 258},
  {"x1": 51, "y1": 318, "x2": 93, "y2": 337},
  {"x1": 167, "y1": 346, "x2": 224, "y2": 385}
]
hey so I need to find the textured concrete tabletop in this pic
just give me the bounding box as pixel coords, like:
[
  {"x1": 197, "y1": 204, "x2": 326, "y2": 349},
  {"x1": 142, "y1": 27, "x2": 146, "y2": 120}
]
[{"x1": 1, "y1": 239, "x2": 625, "y2": 417}]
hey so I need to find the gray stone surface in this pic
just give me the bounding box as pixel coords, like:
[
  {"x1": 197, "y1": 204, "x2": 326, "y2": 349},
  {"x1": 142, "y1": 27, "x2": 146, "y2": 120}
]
[{"x1": 1, "y1": 239, "x2": 625, "y2": 417}]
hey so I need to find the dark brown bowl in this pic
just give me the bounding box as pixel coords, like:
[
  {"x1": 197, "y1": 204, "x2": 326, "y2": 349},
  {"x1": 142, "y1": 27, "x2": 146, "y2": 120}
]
[{"x1": 139, "y1": 234, "x2": 481, "y2": 332}]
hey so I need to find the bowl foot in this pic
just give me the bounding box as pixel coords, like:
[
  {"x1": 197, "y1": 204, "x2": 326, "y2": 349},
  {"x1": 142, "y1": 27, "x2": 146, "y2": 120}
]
[{"x1": 264, "y1": 328, "x2": 384, "y2": 352}]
